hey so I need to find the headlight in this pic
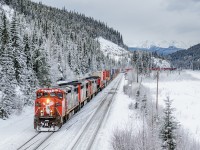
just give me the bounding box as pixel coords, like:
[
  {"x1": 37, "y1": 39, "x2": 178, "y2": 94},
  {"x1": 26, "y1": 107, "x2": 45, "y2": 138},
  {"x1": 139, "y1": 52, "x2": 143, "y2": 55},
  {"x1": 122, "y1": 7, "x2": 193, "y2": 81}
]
[
  {"x1": 35, "y1": 102, "x2": 41, "y2": 107},
  {"x1": 40, "y1": 110, "x2": 44, "y2": 116},
  {"x1": 46, "y1": 99, "x2": 50, "y2": 104}
]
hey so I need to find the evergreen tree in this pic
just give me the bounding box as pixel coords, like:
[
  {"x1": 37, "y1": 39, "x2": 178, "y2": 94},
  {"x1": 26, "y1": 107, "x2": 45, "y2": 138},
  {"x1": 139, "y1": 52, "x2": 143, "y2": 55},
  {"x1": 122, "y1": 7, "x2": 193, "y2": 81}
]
[
  {"x1": 10, "y1": 12, "x2": 32, "y2": 106},
  {"x1": 0, "y1": 14, "x2": 9, "y2": 55},
  {"x1": 22, "y1": 33, "x2": 36, "y2": 105},
  {"x1": 0, "y1": 17, "x2": 17, "y2": 118},
  {"x1": 68, "y1": 51, "x2": 72, "y2": 69},
  {"x1": 160, "y1": 97, "x2": 178, "y2": 150},
  {"x1": 23, "y1": 34, "x2": 32, "y2": 68},
  {"x1": 4, "y1": 0, "x2": 11, "y2": 5},
  {"x1": 33, "y1": 40, "x2": 51, "y2": 87},
  {"x1": 0, "y1": 44, "x2": 17, "y2": 119},
  {"x1": 10, "y1": 12, "x2": 25, "y2": 84}
]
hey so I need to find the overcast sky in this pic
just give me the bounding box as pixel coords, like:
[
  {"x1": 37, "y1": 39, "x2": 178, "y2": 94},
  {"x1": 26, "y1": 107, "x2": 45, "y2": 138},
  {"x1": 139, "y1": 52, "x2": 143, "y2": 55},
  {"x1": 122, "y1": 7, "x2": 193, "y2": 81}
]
[{"x1": 31, "y1": 0, "x2": 200, "y2": 47}]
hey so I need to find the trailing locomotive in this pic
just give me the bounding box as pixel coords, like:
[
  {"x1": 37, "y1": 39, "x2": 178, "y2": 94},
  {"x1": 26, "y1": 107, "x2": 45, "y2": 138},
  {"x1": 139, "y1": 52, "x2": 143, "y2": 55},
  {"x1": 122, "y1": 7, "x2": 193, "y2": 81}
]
[{"x1": 34, "y1": 69, "x2": 119, "y2": 131}]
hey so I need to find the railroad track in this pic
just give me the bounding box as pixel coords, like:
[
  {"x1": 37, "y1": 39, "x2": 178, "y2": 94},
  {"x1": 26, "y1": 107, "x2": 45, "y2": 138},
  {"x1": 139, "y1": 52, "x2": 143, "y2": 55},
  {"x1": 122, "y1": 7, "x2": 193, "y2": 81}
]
[
  {"x1": 17, "y1": 132, "x2": 54, "y2": 150},
  {"x1": 68, "y1": 74, "x2": 122, "y2": 150},
  {"x1": 17, "y1": 74, "x2": 122, "y2": 150}
]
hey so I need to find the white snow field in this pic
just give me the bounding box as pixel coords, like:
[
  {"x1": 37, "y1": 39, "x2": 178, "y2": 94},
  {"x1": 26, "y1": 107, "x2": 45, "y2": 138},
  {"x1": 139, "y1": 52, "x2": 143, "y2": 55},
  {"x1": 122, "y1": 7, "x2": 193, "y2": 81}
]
[
  {"x1": 0, "y1": 106, "x2": 37, "y2": 149},
  {"x1": 91, "y1": 74, "x2": 142, "y2": 150},
  {"x1": 97, "y1": 37, "x2": 129, "y2": 61},
  {"x1": 143, "y1": 70, "x2": 200, "y2": 142}
]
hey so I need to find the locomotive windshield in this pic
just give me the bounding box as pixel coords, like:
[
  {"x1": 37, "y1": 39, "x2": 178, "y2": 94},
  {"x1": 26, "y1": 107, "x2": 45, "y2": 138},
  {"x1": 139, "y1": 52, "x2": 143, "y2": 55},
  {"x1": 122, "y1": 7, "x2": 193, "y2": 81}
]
[
  {"x1": 50, "y1": 92, "x2": 56, "y2": 97},
  {"x1": 36, "y1": 90, "x2": 63, "y2": 99},
  {"x1": 37, "y1": 92, "x2": 43, "y2": 98},
  {"x1": 57, "y1": 93, "x2": 63, "y2": 99},
  {"x1": 44, "y1": 92, "x2": 48, "y2": 97}
]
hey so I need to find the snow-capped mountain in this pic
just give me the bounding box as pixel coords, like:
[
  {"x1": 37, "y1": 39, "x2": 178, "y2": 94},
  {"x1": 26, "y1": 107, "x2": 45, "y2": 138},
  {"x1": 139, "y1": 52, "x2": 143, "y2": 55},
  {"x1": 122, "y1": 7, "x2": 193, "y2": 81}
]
[
  {"x1": 130, "y1": 40, "x2": 195, "y2": 49},
  {"x1": 129, "y1": 45, "x2": 183, "y2": 55},
  {"x1": 128, "y1": 40, "x2": 196, "y2": 55}
]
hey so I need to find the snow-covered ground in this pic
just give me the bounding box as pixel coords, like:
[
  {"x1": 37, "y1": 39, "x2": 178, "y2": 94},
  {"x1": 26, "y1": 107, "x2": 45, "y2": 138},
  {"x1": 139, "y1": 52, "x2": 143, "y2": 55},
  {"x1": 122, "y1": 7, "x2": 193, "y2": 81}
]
[
  {"x1": 0, "y1": 106, "x2": 36, "y2": 149},
  {"x1": 0, "y1": 73, "x2": 143, "y2": 150},
  {"x1": 97, "y1": 37, "x2": 129, "y2": 61},
  {"x1": 92, "y1": 75, "x2": 142, "y2": 150},
  {"x1": 143, "y1": 70, "x2": 200, "y2": 142},
  {"x1": 2, "y1": 70, "x2": 200, "y2": 149}
]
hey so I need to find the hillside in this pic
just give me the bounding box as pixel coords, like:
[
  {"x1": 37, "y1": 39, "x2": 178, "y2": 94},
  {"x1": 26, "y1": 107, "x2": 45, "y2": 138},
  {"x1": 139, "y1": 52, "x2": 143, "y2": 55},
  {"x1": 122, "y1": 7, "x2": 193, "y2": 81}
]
[
  {"x1": 170, "y1": 43, "x2": 200, "y2": 69},
  {"x1": 4, "y1": 0, "x2": 126, "y2": 48},
  {"x1": 0, "y1": 0, "x2": 130, "y2": 118},
  {"x1": 98, "y1": 37, "x2": 129, "y2": 61}
]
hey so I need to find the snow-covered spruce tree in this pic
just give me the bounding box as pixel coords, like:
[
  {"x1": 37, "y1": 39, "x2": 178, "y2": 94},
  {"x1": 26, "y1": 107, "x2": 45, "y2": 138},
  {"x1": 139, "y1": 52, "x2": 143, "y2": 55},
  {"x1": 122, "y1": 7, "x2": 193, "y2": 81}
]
[
  {"x1": 0, "y1": 14, "x2": 17, "y2": 118},
  {"x1": 4, "y1": 0, "x2": 11, "y2": 5},
  {"x1": 32, "y1": 35, "x2": 51, "y2": 87},
  {"x1": 22, "y1": 33, "x2": 36, "y2": 105},
  {"x1": 81, "y1": 41, "x2": 89, "y2": 74},
  {"x1": 11, "y1": 12, "x2": 23, "y2": 83},
  {"x1": 10, "y1": 12, "x2": 32, "y2": 107},
  {"x1": 160, "y1": 97, "x2": 178, "y2": 150},
  {"x1": 68, "y1": 51, "x2": 72, "y2": 70}
]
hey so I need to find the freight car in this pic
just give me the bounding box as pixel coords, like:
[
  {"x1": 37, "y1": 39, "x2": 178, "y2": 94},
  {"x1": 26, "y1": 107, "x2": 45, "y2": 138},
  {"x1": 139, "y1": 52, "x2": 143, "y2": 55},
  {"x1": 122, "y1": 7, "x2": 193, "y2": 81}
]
[{"x1": 34, "y1": 69, "x2": 119, "y2": 131}]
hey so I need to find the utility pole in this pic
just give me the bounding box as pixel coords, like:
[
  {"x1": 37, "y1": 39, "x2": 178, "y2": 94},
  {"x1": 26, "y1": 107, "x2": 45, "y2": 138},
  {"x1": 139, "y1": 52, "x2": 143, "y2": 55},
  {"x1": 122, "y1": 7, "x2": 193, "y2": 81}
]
[
  {"x1": 142, "y1": 95, "x2": 147, "y2": 150},
  {"x1": 142, "y1": 108, "x2": 145, "y2": 150},
  {"x1": 137, "y1": 65, "x2": 139, "y2": 83},
  {"x1": 156, "y1": 70, "x2": 159, "y2": 117}
]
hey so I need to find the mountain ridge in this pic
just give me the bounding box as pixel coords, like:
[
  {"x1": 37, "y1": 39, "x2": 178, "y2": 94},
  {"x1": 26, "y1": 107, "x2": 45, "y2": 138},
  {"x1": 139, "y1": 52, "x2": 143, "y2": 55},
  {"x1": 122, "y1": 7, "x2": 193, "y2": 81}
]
[
  {"x1": 129, "y1": 45, "x2": 184, "y2": 55},
  {"x1": 170, "y1": 43, "x2": 200, "y2": 69},
  {"x1": 129, "y1": 40, "x2": 195, "y2": 49}
]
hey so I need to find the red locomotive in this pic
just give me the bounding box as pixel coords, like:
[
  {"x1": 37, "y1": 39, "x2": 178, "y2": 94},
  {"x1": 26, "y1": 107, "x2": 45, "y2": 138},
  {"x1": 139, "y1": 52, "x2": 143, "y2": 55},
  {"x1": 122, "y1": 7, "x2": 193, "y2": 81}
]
[
  {"x1": 34, "y1": 88, "x2": 66, "y2": 131},
  {"x1": 34, "y1": 70, "x2": 119, "y2": 131}
]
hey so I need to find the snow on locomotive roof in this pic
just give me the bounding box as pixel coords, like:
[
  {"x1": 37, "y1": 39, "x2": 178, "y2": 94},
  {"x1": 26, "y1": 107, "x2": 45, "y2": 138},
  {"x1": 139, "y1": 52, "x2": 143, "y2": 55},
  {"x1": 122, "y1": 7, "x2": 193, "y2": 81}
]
[
  {"x1": 57, "y1": 80, "x2": 82, "y2": 86},
  {"x1": 36, "y1": 88, "x2": 64, "y2": 93}
]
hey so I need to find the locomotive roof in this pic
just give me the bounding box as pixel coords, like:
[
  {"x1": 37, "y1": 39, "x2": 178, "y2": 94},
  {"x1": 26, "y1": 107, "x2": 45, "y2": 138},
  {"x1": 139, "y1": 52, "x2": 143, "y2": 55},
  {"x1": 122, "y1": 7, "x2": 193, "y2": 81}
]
[
  {"x1": 36, "y1": 88, "x2": 65, "y2": 93},
  {"x1": 58, "y1": 80, "x2": 82, "y2": 86},
  {"x1": 85, "y1": 76, "x2": 100, "y2": 79}
]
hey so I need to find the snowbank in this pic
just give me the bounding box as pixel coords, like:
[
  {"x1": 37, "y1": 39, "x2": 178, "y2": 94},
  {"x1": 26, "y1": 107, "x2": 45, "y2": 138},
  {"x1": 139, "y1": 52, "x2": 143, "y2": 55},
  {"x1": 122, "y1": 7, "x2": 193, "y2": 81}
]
[
  {"x1": 143, "y1": 70, "x2": 200, "y2": 142},
  {"x1": 93, "y1": 74, "x2": 143, "y2": 150},
  {"x1": 152, "y1": 57, "x2": 171, "y2": 68}
]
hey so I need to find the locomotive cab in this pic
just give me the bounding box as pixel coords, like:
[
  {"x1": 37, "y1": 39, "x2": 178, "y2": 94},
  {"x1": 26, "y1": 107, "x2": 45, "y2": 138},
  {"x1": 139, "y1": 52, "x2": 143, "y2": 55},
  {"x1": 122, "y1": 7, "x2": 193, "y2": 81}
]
[{"x1": 34, "y1": 89, "x2": 65, "y2": 131}]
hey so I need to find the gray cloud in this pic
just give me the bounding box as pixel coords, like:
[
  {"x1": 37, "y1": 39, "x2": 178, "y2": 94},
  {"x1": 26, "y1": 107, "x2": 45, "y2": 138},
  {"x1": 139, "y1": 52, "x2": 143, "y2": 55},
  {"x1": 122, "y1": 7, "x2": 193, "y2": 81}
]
[
  {"x1": 31, "y1": 0, "x2": 200, "y2": 47},
  {"x1": 165, "y1": 0, "x2": 200, "y2": 12}
]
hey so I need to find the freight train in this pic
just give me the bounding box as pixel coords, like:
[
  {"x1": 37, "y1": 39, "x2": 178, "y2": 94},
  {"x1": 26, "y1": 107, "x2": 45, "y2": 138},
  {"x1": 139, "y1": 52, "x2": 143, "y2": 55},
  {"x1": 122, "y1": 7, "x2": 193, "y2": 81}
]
[{"x1": 34, "y1": 69, "x2": 119, "y2": 131}]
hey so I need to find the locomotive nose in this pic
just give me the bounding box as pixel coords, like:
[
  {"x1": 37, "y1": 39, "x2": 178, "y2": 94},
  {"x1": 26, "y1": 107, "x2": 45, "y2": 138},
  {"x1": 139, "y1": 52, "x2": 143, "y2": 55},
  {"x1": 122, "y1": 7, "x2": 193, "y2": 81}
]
[
  {"x1": 37, "y1": 98, "x2": 55, "y2": 117},
  {"x1": 34, "y1": 89, "x2": 65, "y2": 131}
]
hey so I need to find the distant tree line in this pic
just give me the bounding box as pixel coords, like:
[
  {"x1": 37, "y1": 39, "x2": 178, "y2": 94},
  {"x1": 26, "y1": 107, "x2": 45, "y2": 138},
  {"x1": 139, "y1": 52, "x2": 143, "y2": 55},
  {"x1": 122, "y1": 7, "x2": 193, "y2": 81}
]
[{"x1": 169, "y1": 43, "x2": 200, "y2": 70}]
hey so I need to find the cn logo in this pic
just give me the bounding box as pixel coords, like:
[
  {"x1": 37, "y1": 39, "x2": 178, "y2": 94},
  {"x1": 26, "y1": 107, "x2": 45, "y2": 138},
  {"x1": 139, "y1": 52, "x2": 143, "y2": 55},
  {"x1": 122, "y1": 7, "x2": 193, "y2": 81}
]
[{"x1": 46, "y1": 101, "x2": 54, "y2": 114}]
